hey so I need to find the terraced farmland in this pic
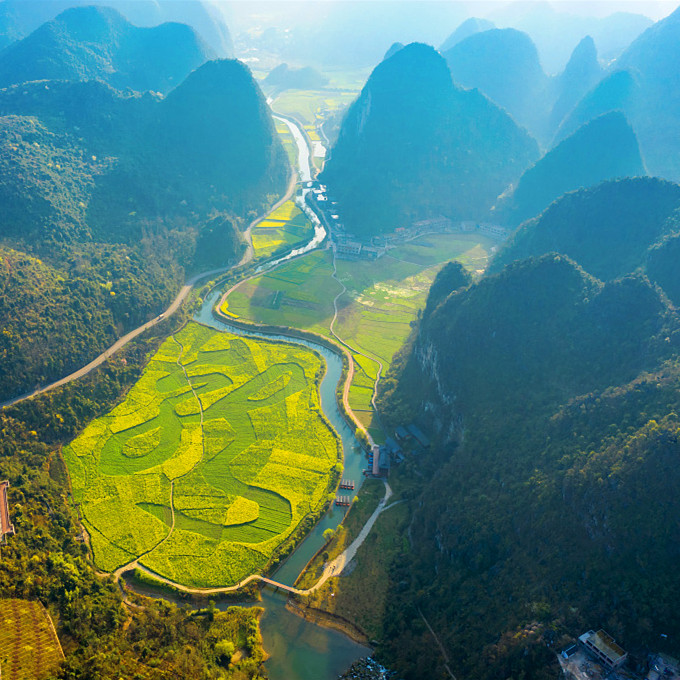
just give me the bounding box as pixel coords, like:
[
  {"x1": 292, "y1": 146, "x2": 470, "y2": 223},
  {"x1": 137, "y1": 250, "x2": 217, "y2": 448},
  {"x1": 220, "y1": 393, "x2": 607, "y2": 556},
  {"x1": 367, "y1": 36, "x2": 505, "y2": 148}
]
[
  {"x1": 251, "y1": 200, "x2": 315, "y2": 260},
  {"x1": 0, "y1": 599, "x2": 64, "y2": 680},
  {"x1": 64, "y1": 322, "x2": 340, "y2": 587}
]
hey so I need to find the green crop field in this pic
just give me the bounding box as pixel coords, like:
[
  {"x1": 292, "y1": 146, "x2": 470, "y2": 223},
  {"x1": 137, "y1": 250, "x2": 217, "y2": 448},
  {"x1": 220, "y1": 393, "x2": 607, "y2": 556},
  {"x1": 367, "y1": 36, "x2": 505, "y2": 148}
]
[
  {"x1": 275, "y1": 119, "x2": 297, "y2": 168},
  {"x1": 222, "y1": 233, "x2": 494, "y2": 426},
  {"x1": 250, "y1": 200, "x2": 314, "y2": 260},
  {"x1": 223, "y1": 250, "x2": 339, "y2": 329},
  {"x1": 64, "y1": 322, "x2": 340, "y2": 587},
  {"x1": 0, "y1": 599, "x2": 64, "y2": 680},
  {"x1": 273, "y1": 90, "x2": 358, "y2": 128}
]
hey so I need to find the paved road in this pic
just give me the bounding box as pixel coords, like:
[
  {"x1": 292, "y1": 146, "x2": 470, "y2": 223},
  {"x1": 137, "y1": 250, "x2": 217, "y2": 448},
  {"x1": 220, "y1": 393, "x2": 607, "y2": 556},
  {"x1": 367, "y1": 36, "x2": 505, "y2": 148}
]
[
  {"x1": 0, "y1": 266, "x2": 235, "y2": 410},
  {"x1": 0, "y1": 116, "x2": 306, "y2": 413}
]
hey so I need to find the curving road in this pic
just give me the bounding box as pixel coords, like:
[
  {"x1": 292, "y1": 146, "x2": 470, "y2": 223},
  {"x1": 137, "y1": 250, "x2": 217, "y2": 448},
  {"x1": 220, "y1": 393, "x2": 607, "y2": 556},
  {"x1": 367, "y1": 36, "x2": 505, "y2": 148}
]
[
  {"x1": 0, "y1": 266, "x2": 234, "y2": 410},
  {"x1": 0, "y1": 125, "x2": 303, "y2": 412}
]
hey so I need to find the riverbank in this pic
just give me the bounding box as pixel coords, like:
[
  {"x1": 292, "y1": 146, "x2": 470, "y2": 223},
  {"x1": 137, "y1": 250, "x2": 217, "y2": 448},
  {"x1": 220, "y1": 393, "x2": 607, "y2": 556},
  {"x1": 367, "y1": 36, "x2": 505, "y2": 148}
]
[{"x1": 285, "y1": 599, "x2": 369, "y2": 645}]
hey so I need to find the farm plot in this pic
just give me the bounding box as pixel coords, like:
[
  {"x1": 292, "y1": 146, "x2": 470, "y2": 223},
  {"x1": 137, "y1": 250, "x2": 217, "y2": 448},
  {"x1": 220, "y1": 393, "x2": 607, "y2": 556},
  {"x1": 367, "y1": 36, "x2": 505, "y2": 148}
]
[
  {"x1": 273, "y1": 90, "x2": 358, "y2": 128},
  {"x1": 250, "y1": 200, "x2": 314, "y2": 260},
  {"x1": 222, "y1": 234, "x2": 493, "y2": 422},
  {"x1": 275, "y1": 119, "x2": 298, "y2": 168},
  {"x1": 64, "y1": 322, "x2": 340, "y2": 588},
  {"x1": 0, "y1": 599, "x2": 64, "y2": 680},
  {"x1": 223, "y1": 250, "x2": 339, "y2": 330}
]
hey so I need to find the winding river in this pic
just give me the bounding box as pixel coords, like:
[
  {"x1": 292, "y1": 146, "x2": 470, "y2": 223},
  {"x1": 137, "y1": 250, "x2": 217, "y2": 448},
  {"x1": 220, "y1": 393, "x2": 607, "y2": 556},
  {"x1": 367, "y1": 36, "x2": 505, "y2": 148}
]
[
  {"x1": 196, "y1": 110, "x2": 373, "y2": 676},
  {"x1": 194, "y1": 287, "x2": 371, "y2": 678},
  {"x1": 134, "y1": 115, "x2": 372, "y2": 678}
]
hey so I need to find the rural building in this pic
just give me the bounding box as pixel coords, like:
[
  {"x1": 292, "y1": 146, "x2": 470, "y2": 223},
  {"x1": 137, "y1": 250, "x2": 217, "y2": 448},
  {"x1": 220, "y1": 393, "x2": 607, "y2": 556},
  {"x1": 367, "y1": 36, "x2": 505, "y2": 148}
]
[
  {"x1": 395, "y1": 425, "x2": 411, "y2": 441},
  {"x1": 0, "y1": 480, "x2": 15, "y2": 543},
  {"x1": 361, "y1": 245, "x2": 385, "y2": 260},
  {"x1": 412, "y1": 216, "x2": 453, "y2": 232},
  {"x1": 407, "y1": 423, "x2": 430, "y2": 448},
  {"x1": 371, "y1": 444, "x2": 380, "y2": 476},
  {"x1": 384, "y1": 437, "x2": 402, "y2": 456},
  {"x1": 578, "y1": 630, "x2": 628, "y2": 669},
  {"x1": 336, "y1": 241, "x2": 363, "y2": 259},
  {"x1": 378, "y1": 447, "x2": 391, "y2": 476},
  {"x1": 478, "y1": 223, "x2": 509, "y2": 239}
]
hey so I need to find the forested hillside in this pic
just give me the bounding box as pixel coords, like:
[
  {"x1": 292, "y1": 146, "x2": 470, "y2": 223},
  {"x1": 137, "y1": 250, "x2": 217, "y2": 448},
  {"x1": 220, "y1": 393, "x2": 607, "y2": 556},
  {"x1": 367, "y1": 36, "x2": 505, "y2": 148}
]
[
  {"x1": 0, "y1": 58, "x2": 285, "y2": 400},
  {"x1": 378, "y1": 252, "x2": 680, "y2": 679},
  {"x1": 0, "y1": 5, "x2": 213, "y2": 94},
  {"x1": 494, "y1": 112, "x2": 645, "y2": 227},
  {"x1": 491, "y1": 177, "x2": 680, "y2": 280},
  {"x1": 321, "y1": 42, "x2": 538, "y2": 239}
]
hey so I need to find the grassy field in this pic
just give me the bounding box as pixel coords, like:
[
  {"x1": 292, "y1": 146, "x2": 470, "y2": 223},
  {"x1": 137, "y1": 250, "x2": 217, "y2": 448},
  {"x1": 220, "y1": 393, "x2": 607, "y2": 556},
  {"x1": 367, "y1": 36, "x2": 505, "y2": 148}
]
[
  {"x1": 64, "y1": 322, "x2": 340, "y2": 587},
  {"x1": 222, "y1": 233, "x2": 495, "y2": 424},
  {"x1": 250, "y1": 200, "x2": 314, "y2": 260},
  {"x1": 275, "y1": 119, "x2": 298, "y2": 168},
  {"x1": 0, "y1": 599, "x2": 64, "y2": 680},
  {"x1": 223, "y1": 250, "x2": 339, "y2": 330}
]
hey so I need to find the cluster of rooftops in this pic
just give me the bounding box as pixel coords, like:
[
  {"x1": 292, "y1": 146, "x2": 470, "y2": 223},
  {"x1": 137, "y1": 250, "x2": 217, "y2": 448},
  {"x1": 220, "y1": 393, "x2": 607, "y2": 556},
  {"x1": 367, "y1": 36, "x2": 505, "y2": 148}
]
[{"x1": 0, "y1": 480, "x2": 14, "y2": 544}]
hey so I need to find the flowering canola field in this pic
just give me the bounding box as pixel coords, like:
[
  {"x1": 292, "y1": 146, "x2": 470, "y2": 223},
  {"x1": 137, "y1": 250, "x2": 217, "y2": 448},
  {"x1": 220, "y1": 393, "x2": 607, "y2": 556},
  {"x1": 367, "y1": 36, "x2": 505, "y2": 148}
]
[{"x1": 64, "y1": 322, "x2": 340, "y2": 587}]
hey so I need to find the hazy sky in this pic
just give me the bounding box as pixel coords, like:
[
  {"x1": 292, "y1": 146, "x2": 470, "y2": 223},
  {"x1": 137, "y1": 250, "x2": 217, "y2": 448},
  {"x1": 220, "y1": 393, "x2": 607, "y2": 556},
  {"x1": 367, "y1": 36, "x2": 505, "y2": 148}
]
[{"x1": 213, "y1": 0, "x2": 680, "y2": 20}]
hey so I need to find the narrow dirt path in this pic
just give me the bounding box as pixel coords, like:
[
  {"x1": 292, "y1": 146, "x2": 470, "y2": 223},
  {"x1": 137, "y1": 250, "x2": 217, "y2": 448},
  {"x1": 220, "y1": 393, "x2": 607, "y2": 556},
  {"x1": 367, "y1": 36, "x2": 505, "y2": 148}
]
[
  {"x1": 328, "y1": 251, "x2": 385, "y2": 445},
  {"x1": 418, "y1": 607, "x2": 457, "y2": 680}
]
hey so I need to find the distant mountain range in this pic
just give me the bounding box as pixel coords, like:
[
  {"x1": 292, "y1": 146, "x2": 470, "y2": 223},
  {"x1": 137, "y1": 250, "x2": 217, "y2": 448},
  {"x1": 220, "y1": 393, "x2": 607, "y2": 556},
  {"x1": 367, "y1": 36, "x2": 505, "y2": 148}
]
[
  {"x1": 263, "y1": 63, "x2": 328, "y2": 91},
  {"x1": 322, "y1": 42, "x2": 539, "y2": 239},
  {"x1": 0, "y1": 5, "x2": 213, "y2": 93},
  {"x1": 549, "y1": 35, "x2": 602, "y2": 133},
  {"x1": 554, "y1": 6, "x2": 680, "y2": 181},
  {"x1": 439, "y1": 17, "x2": 495, "y2": 52},
  {"x1": 0, "y1": 0, "x2": 233, "y2": 56},
  {"x1": 443, "y1": 27, "x2": 551, "y2": 141}
]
